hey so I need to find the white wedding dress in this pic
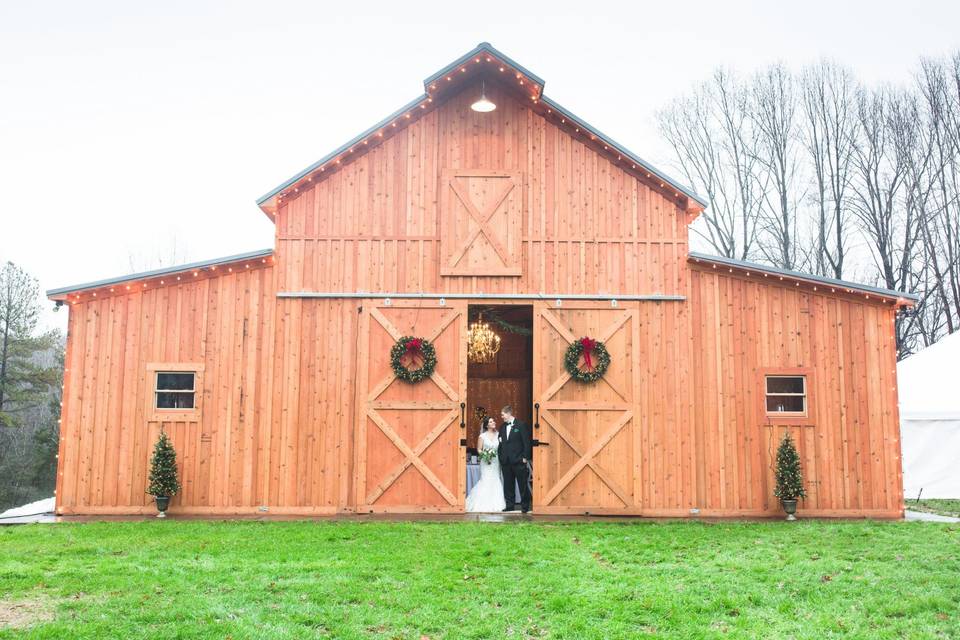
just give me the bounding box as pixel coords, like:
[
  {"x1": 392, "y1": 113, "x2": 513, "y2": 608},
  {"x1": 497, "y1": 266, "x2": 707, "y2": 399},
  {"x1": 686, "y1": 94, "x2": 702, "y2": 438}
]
[{"x1": 466, "y1": 431, "x2": 506, "y2": 512}]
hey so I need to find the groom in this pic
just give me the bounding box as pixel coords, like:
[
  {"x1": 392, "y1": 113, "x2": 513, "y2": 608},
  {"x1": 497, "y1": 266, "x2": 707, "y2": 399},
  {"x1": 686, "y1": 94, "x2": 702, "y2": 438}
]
[{"x1": 498, "y1": 405, "x2": 532, "y2": 513}]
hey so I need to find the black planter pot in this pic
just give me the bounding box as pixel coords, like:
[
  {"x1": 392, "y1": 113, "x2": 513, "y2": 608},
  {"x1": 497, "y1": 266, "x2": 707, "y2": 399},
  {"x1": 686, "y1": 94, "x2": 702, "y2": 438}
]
[
  {"x1": 781, "y1": 498, "x2": 798, "y2": 521},
  {"x1": 154, "y1": 495, "x2": 171, "y2": 518}
]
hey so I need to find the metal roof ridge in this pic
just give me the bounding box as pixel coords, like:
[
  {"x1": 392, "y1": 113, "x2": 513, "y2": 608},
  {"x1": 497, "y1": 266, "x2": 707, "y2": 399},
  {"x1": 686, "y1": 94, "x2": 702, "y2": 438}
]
[
  {"x1": 423, "y1": 42, "x2": 545, "y2": 89},
  {"x1": 688, "y1": 251, "x2": 919, "y2": 301},
  {"x1": 46, "y1": 248, "x2": 274, "y2": 298}
]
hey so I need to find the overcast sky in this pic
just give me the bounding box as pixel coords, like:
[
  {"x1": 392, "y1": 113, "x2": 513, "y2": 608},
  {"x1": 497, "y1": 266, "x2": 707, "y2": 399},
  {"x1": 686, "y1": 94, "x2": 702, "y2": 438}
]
[{"x1": 2, "y1": 1, "x2": 958, "y2": 332}]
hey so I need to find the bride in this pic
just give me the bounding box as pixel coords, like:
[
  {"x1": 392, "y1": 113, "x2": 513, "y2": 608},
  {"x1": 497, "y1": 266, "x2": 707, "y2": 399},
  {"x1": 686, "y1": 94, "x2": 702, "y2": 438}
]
[{"x1": 466, "y1": 417, "x2": 506, "y2": 512}]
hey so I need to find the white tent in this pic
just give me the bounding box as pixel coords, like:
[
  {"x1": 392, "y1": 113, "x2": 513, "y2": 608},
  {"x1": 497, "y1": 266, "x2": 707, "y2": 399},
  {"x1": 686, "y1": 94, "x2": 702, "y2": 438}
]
[{"x1": 898, "y1": 331, "x2": 960, "y2": 499}]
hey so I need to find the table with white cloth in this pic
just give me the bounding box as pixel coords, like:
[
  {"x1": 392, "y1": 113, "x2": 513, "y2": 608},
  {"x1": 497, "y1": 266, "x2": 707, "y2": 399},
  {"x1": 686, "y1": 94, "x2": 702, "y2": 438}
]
[{"x1": 466, "y1": 462, "x2": 481, "y2": 495}]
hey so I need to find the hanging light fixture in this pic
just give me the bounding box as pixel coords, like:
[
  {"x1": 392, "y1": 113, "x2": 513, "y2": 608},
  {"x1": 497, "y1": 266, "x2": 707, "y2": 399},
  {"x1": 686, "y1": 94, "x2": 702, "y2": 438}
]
[
  {"x1": 467, "y1": 313, "x2": 501, "y2": 363},
  {"x1": 471, "y1": 80, "x2": 496, "y2": 113}
]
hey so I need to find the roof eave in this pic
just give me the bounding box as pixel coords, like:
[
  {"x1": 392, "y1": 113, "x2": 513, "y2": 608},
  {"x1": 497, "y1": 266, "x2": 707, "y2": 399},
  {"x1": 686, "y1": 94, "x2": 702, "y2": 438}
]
[
  {"x1": 47, "y1": 248, "x2": 274, "y2": 300},
  {"x1": 688, "y1": 252, "x2": 918, "y2": 305},
  {"x1": 539, "y1": 96, "x2": 708, "y2": 208},
  {"x1": 256, "y1": 94, "x2": 430, "y2": 218}
]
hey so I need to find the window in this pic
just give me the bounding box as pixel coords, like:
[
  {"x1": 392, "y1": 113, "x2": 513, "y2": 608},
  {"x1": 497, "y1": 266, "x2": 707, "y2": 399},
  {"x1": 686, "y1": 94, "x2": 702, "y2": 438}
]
[
  {"x1": 155, "y1": 372, "x2": 196, "y2": 410},
  {"x1": 765, "y1": 375, "x2": 806, "y2": 414}
]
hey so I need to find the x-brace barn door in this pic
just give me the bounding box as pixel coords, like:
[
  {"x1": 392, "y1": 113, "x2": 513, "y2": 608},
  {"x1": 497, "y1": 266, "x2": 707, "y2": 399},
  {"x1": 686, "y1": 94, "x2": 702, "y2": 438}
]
[
  {"x1": 355, "y1": 300, "x2": 468, "y2": 512},
  {"x1": 533, "y1": 301, "x2": 640, "y2": 514},
  {"x1": 439, "y1": 169, "x2": 523, "y2": 277}
]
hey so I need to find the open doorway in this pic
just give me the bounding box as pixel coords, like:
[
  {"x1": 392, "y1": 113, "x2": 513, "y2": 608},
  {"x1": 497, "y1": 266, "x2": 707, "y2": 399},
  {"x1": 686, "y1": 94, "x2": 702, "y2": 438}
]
[{"x1": 465, "y1": 304, "x2": 533, "y2": 511}]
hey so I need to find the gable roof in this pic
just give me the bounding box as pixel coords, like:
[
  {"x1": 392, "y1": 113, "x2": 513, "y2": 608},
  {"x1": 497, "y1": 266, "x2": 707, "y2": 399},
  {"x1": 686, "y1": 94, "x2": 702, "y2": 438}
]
[
  {"x1": 689, "y1": 252, "x2": 918, "y2": 306},
  {"x1": 256, "y1": 42, "x2": 707, "y2": 220}
]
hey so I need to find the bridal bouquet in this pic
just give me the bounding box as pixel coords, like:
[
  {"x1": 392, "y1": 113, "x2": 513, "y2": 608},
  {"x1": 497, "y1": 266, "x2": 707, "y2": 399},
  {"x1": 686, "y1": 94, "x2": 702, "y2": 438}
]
[{"x1": 478, "y1": 449, "x2": 498, "y2": 465}]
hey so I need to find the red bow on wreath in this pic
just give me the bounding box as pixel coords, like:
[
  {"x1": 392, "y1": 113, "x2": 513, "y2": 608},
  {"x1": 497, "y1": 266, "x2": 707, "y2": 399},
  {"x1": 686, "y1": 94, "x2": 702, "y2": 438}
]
[
  {"x1": 580, "y1": 337, "x2": 597, "y2": 370},
  {"x1": 405, "y1": 338, "x2": 423, "y2": 354}
]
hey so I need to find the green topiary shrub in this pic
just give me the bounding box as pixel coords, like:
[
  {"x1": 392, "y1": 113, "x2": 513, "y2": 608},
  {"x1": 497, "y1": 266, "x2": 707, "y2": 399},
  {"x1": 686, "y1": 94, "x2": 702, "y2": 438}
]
[
  {"x1": 773, "y1": 432, "x2": 806, "y2": 501},
  {"x1": 147, "y1": 430, "x2": 181, "y2": 497}
]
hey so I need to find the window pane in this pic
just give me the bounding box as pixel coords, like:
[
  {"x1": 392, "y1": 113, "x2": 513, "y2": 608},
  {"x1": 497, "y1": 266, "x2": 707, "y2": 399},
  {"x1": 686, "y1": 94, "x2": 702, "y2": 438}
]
[
  {"x1": 766, "y1": 376, "x2": 804, "y2": 394},
  {"x1": 156, "y1": 392, "x2": 195, "y2": 409},
  {"x1": 157, "y1": 372, "x2": 194, "y2": 391},
  {"x1": 766, "y1": 395, "x2": 805, "y2": 413}
]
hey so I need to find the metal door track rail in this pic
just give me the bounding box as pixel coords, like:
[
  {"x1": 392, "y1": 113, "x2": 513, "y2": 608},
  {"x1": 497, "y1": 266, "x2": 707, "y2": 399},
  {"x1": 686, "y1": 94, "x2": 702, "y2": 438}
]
[{"x1": 278, "y1": 291, "x2": 685, "y2": 302}]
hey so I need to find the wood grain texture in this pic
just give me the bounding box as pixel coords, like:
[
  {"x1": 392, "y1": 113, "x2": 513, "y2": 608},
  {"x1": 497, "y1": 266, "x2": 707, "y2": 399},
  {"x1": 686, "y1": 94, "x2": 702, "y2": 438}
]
[
  {"x1": 274, "y1": 83, "x2": 689, "y2": 297},
  {"x1": 55, "y1": 79, "x2": 903, "y2": 518}
]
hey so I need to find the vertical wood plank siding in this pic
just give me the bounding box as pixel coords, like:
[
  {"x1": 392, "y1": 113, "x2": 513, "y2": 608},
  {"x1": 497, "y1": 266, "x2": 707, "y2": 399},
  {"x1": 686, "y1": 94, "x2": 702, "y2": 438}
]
[
  {"x1": 273, "y1": 84, "x2": 689, "y2": 298},
  {"x1": 55, "y1": 79, "x2": 903, "y2": 517},
  {"x1": 57, "y1": 266, "x2": 359, "y2": 514}
]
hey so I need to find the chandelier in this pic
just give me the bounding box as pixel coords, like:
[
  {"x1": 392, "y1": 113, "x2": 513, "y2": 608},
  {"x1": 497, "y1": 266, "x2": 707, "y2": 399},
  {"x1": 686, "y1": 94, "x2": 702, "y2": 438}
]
[{"x1": 467, "y1": 314, "x2": 502, "y2": 364}]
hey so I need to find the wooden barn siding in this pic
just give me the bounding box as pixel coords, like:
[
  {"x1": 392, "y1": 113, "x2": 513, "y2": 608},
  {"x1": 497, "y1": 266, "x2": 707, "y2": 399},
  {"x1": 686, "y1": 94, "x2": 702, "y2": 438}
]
[
  {"x1": 682, "y1": 267, "x2": 903, "y2": 516},
  {"x1": 56, "y1": 265, "x2": 903, "y2": 516},
  {"x1": 273, "y1": 83, "x2": 688, "y2": 297},
  {"x1": 54, "y1": 83, "x2": 904, "y2": 517},
  {"x1": 55, "y1": 266, "x2": 361, "y2": 515}
]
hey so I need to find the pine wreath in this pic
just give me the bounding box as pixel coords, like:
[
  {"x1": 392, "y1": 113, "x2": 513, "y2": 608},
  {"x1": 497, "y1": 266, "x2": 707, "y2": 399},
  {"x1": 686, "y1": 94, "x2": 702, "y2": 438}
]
[
  {"x1": 390, "y1": 336, "x2": 437, "y2": 384},
  {"x1": 564, "y1": 336, "x2": 611, "y2": 383}
]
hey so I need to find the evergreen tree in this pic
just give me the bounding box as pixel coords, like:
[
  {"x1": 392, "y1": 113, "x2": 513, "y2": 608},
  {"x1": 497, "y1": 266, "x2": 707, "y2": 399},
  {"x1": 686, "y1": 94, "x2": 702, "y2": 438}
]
[
  {"x1": 147, "y1": 431, "x2": 181, "y2": 497},
  {"x1": 773, "y1": 432, "x2": 806, "y2": 500},
  {"x1": 0, "y1": 261, "x2": 63, "y2": 512},
  {"x1": 0, "y1": 261, "x2": 59, "y2": 428}
]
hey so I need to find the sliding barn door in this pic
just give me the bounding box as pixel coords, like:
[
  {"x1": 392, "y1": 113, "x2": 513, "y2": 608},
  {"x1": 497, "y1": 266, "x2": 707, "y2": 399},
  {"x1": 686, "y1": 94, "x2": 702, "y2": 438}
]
[
  {"x1": 533, "y1": 301, "x2": 639, "y2": 514},
  {"x1": 439, "y1": 169, "x2": 523, "y2": 276},
  {"x1": 356, "y1": 301, "x2": 468, "y2": 512}
]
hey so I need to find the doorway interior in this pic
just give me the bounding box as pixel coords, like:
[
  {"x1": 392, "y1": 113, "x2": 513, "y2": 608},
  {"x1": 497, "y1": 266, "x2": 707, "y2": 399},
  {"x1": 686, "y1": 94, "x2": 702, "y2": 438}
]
[
  {"x1": 464, "y1": 305, "x2": 533, "y2": 506},
  {"x1": 465, "y1": 304, "x2": 533, "y2": 447}
]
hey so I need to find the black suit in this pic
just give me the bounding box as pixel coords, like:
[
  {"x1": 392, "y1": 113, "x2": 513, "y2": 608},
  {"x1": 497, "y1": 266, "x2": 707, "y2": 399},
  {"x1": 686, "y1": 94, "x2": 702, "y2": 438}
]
[{"x1": 499, "y1": 419, "x2": 532, "y2": 511}]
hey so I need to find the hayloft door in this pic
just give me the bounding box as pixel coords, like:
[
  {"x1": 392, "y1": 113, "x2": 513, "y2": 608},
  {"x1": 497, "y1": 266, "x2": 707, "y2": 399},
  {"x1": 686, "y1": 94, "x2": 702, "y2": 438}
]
[
  {"x1": 355, "y1": 300, "x2": 468, "y2": 512},
  {"x1": 439, "y1": 169, "x2": 523, "y2": 277},
  {"x1": 532, "y1": 301, "x2": 639, "y2": 514}
]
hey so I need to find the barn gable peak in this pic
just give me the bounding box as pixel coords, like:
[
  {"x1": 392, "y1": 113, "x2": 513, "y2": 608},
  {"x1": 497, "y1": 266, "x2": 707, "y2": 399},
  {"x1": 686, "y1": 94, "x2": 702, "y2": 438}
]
[{"x1": 256, "y1": 42, "x2": 706, "y2": 221}]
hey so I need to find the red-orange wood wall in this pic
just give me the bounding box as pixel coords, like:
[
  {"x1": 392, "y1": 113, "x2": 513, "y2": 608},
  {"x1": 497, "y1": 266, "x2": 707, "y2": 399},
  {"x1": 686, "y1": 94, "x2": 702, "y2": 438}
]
[
  {"x1": 54, "y1": 78, "x2": 904, "y2": 517},
  {"x1": 274, "y1": 82, "x2": 690, "y2": 297}
]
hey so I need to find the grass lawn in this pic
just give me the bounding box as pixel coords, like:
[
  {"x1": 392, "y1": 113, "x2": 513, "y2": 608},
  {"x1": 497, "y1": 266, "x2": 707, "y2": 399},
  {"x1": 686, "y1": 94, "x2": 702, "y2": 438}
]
[
  {"x1": 1, "y1": 520, "x2": 958, "y2": 639},
  {"x1": 907, "y1": 499, "x2": 960, "y2": 518}
]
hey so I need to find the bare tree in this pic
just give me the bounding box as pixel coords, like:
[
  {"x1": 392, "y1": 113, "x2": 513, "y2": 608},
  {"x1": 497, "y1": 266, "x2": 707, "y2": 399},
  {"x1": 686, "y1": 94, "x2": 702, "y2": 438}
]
[
  {"x1": 751, "y1": 64, "x2": 804, "y2": 269},
  {"x1": 657, "y1": 69, "x2": 765, "y2": 260},
  {"x1": 658, "y1": 51, "x2": 960, "y2": 358},
  {"x1": 850, "y1": 87, "x2": 925, "y2": 354},
  {"x1": 801, "y1": 61, "x2": 858, "y2": 278},
  {"x1": 915, "y1": 55, "x2": 960, "y2": 339}
]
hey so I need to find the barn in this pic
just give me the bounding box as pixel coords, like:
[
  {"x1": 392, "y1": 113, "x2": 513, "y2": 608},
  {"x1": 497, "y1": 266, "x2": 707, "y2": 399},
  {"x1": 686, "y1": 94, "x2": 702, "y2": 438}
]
[{"x1": 48, "y1": 43, "x2": 916, "y2": 518}]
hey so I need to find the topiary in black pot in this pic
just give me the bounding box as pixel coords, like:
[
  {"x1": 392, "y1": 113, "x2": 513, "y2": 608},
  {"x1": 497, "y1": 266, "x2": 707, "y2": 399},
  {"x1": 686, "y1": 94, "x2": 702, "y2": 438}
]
[
  {"x1": 147, "y1": 430, "x2": 181, "y2": 518},
  {"x1": 773, "y1": 432, "x2": 806, "y2": 521}
]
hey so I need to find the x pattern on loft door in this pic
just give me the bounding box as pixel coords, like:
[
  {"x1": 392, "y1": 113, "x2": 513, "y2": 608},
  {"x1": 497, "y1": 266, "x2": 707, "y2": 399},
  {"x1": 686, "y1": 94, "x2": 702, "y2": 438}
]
[
  {"x1": 440, "y1": 170, "x2": 523, "y2": 277},
  {"x1": 359, "y1": 304, "x2": 465, "y2": 510},
  {"x1": 536, "y1": 305, "x2": 637, "y2": 510}
]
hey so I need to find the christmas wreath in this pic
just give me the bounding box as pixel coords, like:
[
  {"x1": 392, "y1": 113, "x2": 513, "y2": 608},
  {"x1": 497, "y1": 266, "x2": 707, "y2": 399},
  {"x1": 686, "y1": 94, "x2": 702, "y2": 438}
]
[
  {"x1": 564, "y1": 336, "x2": 611, "y2": 383},
  {"x1": 390, "y1": 336, "x2": 437, "y2": 383}
]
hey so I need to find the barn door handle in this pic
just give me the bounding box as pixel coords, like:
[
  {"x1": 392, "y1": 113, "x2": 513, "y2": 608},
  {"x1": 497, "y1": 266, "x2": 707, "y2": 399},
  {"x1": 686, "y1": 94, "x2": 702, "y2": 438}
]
[
  {"x1": 532, "y1": 439, "x2": 549, "y2": 447},
  {"x1": 534, "y1": 403, "x2": 540, "y2": 429},
  {"x1": 460, "y1": 402, "x2": 466, "y2": 429}
]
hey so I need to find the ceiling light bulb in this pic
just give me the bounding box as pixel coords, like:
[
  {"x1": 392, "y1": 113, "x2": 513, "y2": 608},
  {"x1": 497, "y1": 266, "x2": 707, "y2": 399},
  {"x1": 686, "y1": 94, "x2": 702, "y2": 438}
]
[{"x1": 471, "y1": 81, "x2": 496, "y2": 113}]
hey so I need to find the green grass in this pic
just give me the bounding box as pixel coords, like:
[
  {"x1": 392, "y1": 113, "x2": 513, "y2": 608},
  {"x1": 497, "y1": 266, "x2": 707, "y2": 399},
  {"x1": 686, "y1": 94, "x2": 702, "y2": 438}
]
[
  {"x1": 908, "y1": 499, "x2": 960, "y2": 518},
  {"x1": 1, "y1": 520, "x2": 958, "y2": 639}
]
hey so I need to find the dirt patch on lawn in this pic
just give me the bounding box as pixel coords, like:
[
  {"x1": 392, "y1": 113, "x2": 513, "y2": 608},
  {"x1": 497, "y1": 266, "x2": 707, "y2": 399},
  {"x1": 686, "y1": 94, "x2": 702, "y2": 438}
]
[{"x1": 0, "y1": 597, "x2": 54, "y2": 630}]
